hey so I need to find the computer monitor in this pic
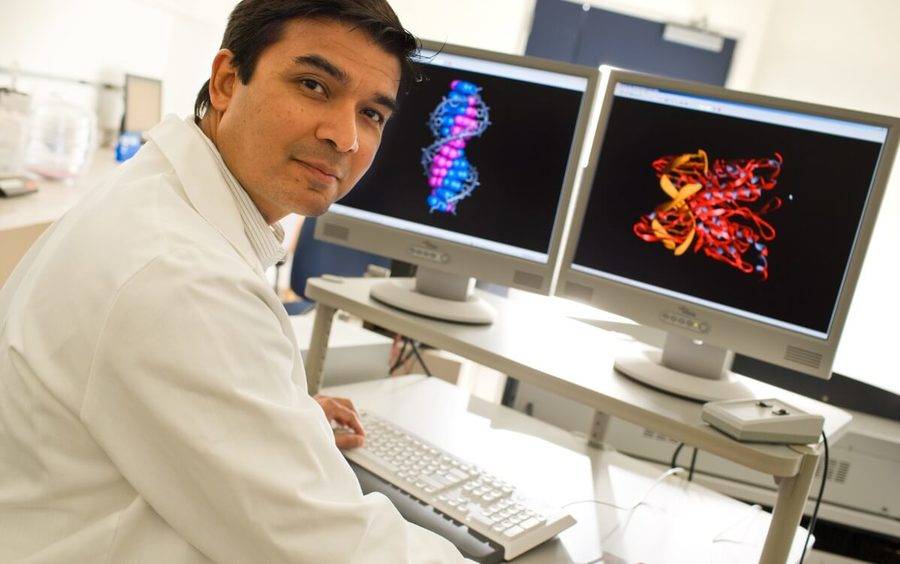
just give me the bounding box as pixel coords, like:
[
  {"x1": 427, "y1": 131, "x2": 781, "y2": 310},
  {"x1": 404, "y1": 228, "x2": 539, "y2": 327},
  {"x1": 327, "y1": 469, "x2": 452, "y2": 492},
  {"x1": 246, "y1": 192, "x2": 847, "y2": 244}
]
[
  {"x1": 557, "y1": 69, "x2": 899, "y2": 401},
  {"x1": 123, "y1": 74, "x2": 162, "y2": 133},
  {"x1": 315, "y1": 41, "x2": 599, "y2": 324}
]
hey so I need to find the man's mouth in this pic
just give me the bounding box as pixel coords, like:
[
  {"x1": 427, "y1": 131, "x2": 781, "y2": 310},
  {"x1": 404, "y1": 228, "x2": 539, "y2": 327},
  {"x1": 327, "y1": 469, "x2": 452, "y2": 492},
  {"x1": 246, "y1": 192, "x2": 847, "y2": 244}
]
[{"x1": 294, "y1": 159, "x2": 341, "y2": 182}]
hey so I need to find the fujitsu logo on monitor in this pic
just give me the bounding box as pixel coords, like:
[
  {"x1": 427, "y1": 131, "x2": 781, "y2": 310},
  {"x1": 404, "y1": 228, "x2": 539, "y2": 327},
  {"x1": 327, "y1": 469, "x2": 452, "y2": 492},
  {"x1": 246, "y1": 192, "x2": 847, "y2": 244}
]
[{"x1": 679, "y1": 305, "x2": 697, "y2": 317}]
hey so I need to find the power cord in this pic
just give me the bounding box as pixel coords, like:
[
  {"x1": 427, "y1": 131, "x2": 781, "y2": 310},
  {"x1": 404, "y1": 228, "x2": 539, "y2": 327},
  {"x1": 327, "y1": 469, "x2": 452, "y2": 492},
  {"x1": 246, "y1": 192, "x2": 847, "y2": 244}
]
[
  {"x1": 389, "y1": 337, "x2": 433, "y2": 377},
  {"x1": 408, "y1": 339, "x2": 433, "y2": 377},
  {"x1": 563, "y1": 467, "x2": 687, "y2": 563},
  {"x1": 670, "y1": 443, "x2": 684, "y2": 468},
  {"x1": 563, "y1": 466, "x2": 686, "y2": 513},
  {"x1": 709, "y1": 434, "x2": 829, "y2": 562},
  {"x1": 670, "y1": 442, "x2": 699, "y2": 481},
  {"x1": 688, "y1": 446, "x2": 699, "y2": 481},
  {"x1": 711, "y1": 503, "x2": 764, "y2": 546},
  {"x1": 798, "y1": 432, "x2": 829, "y2": 564},
  {"x1": 389, "y1": 338, "x2": 411, "y2": 374}
]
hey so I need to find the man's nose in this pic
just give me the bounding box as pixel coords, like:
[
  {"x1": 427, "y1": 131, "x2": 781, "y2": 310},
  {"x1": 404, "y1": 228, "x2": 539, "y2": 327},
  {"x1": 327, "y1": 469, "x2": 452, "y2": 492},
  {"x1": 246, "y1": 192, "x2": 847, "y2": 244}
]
[{"x1": 316, "y1": 103, "x2": 359, "y2": 154}]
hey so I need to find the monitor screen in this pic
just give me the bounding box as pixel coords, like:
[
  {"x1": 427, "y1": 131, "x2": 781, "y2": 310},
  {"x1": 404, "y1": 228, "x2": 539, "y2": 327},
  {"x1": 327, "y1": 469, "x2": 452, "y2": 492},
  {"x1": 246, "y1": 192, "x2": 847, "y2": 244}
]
[
  {"x1": 571, "y1": 81, "x2": 890, "y2": 339},
  {"x1": 124, "y1": 75, "x2": 162, "y2": 132},
  {"x1": 329, "y1": 48, "x2": 590, "y2": 264}
]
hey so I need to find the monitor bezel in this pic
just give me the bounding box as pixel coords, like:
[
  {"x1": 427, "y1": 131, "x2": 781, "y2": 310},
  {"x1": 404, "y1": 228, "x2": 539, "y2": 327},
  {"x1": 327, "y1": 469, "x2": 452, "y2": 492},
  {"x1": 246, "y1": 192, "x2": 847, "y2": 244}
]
[
  {"x1": 315, "y1": 40, "x2": 600, "y2": 295},
  {"x1": 556, "y1": 68, "x2": 900, "y2": 379}
]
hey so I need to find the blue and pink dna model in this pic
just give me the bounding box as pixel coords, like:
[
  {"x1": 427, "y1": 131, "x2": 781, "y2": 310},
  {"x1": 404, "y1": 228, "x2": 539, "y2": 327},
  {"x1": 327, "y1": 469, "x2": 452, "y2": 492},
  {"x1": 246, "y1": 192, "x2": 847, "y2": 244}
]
[{"x1": 422, "y1": 80, "x2": 490, "y2": 214}]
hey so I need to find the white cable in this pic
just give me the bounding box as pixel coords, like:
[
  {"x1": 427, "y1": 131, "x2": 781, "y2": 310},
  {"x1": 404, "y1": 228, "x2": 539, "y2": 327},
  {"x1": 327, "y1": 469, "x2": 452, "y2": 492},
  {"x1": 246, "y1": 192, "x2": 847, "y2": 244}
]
[
  {"x1": 563, "y1": 466, "x2": 686, "y2": 512},
  {"x1": 711, "y1": 503, "x2": 764, "y2": 545}
]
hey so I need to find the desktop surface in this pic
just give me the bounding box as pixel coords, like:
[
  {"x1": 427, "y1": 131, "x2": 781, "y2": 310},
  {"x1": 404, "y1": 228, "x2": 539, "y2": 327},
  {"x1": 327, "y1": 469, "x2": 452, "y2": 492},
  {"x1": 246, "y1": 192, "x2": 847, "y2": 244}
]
[{"x1": 325, "y1": 375, "x2": 811, "y2": 563}]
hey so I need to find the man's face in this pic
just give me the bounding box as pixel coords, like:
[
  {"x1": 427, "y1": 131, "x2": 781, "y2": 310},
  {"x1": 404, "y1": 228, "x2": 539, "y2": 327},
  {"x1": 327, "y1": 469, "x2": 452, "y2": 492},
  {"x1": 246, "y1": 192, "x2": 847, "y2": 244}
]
[{"x1": 213, "y1": 19, "x2": 401, "y2": 220}]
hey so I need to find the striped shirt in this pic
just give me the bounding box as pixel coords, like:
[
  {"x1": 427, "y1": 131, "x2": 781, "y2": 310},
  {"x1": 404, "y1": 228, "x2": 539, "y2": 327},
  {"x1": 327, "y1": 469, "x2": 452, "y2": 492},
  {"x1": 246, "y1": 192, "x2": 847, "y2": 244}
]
[{"x1": 191, "y1": 119, "x2": 287, "y2": 271}]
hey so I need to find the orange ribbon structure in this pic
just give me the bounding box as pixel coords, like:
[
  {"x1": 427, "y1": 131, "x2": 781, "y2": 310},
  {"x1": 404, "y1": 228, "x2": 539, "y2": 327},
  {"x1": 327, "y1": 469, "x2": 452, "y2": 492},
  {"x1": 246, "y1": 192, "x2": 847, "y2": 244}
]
[{"x1": 633, "y1": 150, "x2": 783, "y2": 280}]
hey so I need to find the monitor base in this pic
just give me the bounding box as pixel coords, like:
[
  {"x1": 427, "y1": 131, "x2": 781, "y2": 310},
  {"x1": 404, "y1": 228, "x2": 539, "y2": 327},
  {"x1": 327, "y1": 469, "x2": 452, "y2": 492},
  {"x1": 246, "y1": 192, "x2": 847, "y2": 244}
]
[
  {"x1": 615, "y1": 348, "x2": 754, "y2": 402},
  {"x1": 370, "y1": 279, "x2": 496, "y2": 324}
]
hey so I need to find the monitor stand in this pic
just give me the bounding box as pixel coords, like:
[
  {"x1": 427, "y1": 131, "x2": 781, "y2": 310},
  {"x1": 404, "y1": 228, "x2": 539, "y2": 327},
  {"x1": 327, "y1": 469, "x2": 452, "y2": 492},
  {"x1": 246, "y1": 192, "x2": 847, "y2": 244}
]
[
  {"x1": 369, "y1": 266, "x2": 497, "y2": 324},
  {"x1": 614, "y1": 333, "x2": 754, "y2": 402}
]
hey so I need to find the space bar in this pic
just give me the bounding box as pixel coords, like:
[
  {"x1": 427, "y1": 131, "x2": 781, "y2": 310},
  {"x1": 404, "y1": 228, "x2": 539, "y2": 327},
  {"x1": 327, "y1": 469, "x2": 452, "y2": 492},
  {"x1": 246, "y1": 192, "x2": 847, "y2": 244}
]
[{"x1": 348, "y1": 461, "x2": 503, "y2": 564}]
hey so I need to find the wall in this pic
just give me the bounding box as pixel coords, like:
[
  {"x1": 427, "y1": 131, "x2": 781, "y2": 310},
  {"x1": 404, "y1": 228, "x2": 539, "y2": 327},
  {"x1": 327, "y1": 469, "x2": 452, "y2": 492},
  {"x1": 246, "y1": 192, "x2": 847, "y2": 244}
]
[
  {"x1": 0, "y1": 0, "x2": 229, "y2": 118},
  {"x1": 390, "y1": 0, "x2": 777, "y2": 90},
  {"x1": 748, "y1": 0, "x2": 900, "y2": 394}
]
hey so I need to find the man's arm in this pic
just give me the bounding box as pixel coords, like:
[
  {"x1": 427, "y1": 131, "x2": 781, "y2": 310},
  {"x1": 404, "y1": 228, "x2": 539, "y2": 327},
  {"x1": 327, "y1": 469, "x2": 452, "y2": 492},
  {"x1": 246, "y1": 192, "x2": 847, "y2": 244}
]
[{"x1": 81, "y1": 246, "x2": 467, "y2": 563}]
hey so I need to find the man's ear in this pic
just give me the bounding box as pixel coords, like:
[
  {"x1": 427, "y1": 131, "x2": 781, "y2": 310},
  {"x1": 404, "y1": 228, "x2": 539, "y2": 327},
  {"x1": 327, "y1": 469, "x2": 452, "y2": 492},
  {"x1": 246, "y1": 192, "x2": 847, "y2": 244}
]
[{"x1": 208, "y1": 49, "x2": 238, "y2": 112}]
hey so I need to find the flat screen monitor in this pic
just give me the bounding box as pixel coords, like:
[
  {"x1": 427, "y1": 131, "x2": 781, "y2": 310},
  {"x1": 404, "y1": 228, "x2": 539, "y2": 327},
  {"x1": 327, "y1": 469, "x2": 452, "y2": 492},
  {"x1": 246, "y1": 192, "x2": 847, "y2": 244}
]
[
  {"x1": 315, "y1": 41, "x2": 599, "y2": 323},
  {"x1": 557, "y1": 69, "x2": 899, "y2": 400},
  {"x1": 124, "y1": 74, "x2": 162, "y2": 133}
]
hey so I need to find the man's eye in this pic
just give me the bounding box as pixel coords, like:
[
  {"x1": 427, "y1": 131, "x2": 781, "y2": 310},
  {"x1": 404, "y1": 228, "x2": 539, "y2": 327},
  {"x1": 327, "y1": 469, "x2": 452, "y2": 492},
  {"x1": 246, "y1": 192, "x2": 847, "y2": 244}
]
[
  {"x1": 299, "y1": 78, "x2": 325, "y2": 94},
  {"x1": 362, "y1": 108, "x2": 386, "y2": 124}
]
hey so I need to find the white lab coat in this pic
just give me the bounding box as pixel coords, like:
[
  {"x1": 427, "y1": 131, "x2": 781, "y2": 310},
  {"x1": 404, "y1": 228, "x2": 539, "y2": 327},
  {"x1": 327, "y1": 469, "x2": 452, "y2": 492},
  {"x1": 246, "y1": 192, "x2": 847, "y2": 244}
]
[{"x1": 0, "y1": 115, "x2": 468, "y2": 563}]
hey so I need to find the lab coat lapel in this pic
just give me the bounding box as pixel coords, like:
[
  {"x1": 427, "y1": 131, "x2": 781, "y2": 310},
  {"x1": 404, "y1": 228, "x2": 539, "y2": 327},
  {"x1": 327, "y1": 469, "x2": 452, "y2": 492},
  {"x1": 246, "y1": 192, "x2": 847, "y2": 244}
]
[{"x1": 146, "y1": 115, "x2": 263, "y2": 274}]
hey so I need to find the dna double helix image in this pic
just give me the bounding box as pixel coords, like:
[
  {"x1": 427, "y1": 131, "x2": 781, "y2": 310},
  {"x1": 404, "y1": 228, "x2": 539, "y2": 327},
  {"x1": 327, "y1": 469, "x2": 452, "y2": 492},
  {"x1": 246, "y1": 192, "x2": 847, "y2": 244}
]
[{"x1": 422, "y1": 80, "x2": 490, "y2": 214}]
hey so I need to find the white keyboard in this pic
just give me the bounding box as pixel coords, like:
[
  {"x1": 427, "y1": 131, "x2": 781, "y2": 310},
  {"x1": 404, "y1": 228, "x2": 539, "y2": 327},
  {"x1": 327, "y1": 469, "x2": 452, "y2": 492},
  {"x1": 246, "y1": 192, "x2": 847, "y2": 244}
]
[{"x1": 344, "y1": 411, "x2": 576, "y2": 560}]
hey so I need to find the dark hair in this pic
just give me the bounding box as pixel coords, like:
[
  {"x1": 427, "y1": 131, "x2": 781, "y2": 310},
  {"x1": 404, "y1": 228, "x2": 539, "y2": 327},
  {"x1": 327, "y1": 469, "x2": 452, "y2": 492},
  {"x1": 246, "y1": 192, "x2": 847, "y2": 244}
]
[{"x1": 194, "y1": 0, "x2": 420, "y2": 120}]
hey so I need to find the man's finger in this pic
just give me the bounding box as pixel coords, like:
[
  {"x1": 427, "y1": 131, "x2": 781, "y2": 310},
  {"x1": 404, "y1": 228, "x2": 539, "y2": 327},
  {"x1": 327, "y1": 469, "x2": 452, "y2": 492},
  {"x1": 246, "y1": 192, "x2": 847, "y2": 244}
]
[
  {"x1": 335, "y1": 431, "x2": 365, "y2": 450},
  {"x1": 331, "y1": 397, "x2": 356, "y2": 413},
  {"x1": 332, "y1": 404, "x2": 366, "y2": 436}
]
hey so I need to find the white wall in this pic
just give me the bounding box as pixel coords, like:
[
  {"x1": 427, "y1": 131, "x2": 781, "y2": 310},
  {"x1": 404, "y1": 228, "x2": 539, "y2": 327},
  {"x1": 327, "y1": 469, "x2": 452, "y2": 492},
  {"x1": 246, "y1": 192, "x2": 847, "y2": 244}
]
[
  {"x1": 748, "y1": 0, "x2": 900, "y2": 394},
  {"x1": 0, "y1": 0, "x2": 229, "y2": 118}
]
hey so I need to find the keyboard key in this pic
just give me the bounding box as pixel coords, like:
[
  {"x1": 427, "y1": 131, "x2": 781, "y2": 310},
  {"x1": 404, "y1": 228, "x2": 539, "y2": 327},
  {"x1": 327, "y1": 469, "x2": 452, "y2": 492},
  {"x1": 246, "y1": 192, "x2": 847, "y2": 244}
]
[
  {"x1": 503, "y1": 525, "x2": 525, "y2": 539},
  {"x1": 421, "y1": 475, "x2": 448, "y2": 492},
  {"x1": 467, "y1": 512, "x2": 493, "y2": 529},
  {"x1": 519, "y1": 517, "x2": 544, "y2": 531}
]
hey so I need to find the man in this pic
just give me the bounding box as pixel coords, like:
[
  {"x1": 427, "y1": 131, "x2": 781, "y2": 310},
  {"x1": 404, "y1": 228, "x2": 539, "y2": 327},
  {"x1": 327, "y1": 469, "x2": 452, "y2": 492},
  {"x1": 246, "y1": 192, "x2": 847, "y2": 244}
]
[{"x1": 0, "y1": 1, "x2": 468, "y2": 562}]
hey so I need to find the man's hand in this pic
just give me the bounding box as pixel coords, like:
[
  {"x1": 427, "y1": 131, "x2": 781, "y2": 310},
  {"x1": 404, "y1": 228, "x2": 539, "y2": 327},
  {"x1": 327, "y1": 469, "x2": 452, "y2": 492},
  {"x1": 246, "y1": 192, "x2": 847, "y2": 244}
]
[{"x1": 314, "y1": 395, "x2": 366, "y2": 449}]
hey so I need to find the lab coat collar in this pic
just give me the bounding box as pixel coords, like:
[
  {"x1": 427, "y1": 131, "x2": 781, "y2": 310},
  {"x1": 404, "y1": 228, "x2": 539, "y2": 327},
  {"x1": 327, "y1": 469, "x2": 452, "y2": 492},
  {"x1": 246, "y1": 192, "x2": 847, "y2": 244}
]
[{"x1": 146, "y1": 115, "x2": 263, "y2": 274}]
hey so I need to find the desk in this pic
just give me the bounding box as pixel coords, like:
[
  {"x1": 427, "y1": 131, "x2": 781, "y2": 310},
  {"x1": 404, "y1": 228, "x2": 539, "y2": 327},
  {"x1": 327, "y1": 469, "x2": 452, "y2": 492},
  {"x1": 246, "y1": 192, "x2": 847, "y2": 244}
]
[
  {"x1": 305, "y1": 276, "x2": 852, "y2": 563},
  {"x1": 0, "y1": 151, "x2": 118, "y2": 284},
  {"x1": 324, "y1": 375, "x2": 809, "y2": 563}
]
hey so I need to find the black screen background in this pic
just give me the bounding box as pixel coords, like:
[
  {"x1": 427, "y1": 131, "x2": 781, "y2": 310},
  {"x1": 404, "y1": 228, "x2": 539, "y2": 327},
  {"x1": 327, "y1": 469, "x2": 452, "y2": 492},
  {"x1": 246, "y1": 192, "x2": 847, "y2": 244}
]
[
  {"x1": 573, "y1": 95, "x2": 883, "y2": 334},
  {"x1": 337, "y1": 62, "x2": 585, "y2": 255}
]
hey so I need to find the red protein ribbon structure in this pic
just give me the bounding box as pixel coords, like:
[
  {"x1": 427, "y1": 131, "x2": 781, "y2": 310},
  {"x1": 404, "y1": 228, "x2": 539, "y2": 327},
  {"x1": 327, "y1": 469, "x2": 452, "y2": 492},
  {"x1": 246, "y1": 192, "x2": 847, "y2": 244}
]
[{"x1": 633, "y1": 150, "x2": 783, "y2": 280}]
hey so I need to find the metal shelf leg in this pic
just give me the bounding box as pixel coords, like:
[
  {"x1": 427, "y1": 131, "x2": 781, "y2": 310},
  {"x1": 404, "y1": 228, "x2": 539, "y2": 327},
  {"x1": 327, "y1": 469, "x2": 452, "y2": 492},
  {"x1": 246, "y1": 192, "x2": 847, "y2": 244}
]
[
  {"x1": 304, "y1": 305, "x2": 336, "y2": 395},
  {"x1": 759, "y1": 450, "x2": 820, "y2": 563}
]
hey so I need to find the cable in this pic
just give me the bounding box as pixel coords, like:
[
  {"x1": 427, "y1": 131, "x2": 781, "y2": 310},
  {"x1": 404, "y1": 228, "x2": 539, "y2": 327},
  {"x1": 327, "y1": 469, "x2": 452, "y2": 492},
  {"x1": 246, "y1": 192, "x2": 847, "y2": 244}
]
[
  {"x1": 563, "y1": 467, "x2": 686, "y2": 513},
  {"x1": 798, "y1": 432, "x2": 829, "y2": 564},
  {"x1": 688, "y1": 447, "x2": 699, "y2": 481},
  {"x1": 564, "y1": 467, "x2": 687, "y2": 563},
  {"x1": 409, "y1": 340, "x2": 433, "y2": 377},
  {"x1": 389, "y1": 338, "x2": 410, "y2": 374},
  {"x1": 670, "y1": 442, "x2": 685, "y2": 468},
  {"x1": 711, "y1": 503, "x2": 764, "y2": 545},
  {"x1": 389, "y1": 338, "x2": 434, "y2": 377},
  {"x1": 671, "y1": 442, "x2": 700, "y2": 481}
]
